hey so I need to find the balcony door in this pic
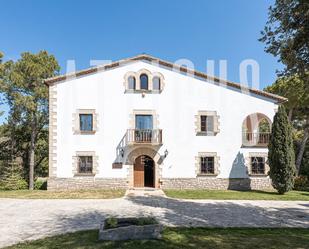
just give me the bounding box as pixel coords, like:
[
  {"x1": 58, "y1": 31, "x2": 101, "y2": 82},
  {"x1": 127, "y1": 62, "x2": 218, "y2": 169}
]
[
  {"x1": 135, "y1": 115, "x2": 153, "y2": 142},
  {"x1": 135, "y1": 115, "x2": 153, "y2": 130}
]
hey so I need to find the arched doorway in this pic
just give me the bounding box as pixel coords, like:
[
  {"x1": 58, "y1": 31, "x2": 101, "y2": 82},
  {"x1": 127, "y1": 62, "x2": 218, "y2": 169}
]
[
  {"x1": 134, "y1": 155, "x2": 154, "y2": 188},
  {"x1": 125, "y1": 147, "x2": 162, "y2": 188}
]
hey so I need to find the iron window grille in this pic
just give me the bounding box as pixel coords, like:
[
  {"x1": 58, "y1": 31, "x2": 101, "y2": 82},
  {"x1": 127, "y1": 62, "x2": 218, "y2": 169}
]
[
  {"x1": 251, "y1": 156, "x2": 265, "y2": 174},
  {"x1": 200, "y1": 156, "x2": 215, "y2": 174},
  {"x1": 78, "y1": 156, "x2": 93, "y2": 174}
]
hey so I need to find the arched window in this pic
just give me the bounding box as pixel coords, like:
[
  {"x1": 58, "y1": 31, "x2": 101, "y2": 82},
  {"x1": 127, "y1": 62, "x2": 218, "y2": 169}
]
[
  {"x1": 152, "y1": 76, "x2": 161, "y2": 90},
  {"x1": 128, "y1": 76, "x2": 136, "y2": 90},
  {"x1": 242, "y1": 113, "x2": 271, "y2": 147},
  {"x1": 140, "y1": 74, "x2": 148, "y2": 90}
]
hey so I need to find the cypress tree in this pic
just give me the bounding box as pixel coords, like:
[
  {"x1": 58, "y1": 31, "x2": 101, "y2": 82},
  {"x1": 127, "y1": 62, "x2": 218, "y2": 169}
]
[{"x1": 268, "y1": 105, "x2": 296, "y2": 194}]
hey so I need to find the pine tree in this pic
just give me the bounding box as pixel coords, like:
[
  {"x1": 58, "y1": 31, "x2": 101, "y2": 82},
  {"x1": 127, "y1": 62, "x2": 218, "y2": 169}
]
[
  {"x1": 0, "y1": 51, "x2": 60, "y2": 189},
  {"x1": 268, "y1": 105, "x2": 296, "y2": 194},
  {"x1": 0, "y1": 159, "x2": 27, "y2": 190}
]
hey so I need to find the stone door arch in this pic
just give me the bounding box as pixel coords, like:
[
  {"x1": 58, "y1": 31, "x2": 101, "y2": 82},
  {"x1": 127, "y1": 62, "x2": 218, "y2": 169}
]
[{"x1": 126, "y1": 146, "x2": 162, "y2": 188}]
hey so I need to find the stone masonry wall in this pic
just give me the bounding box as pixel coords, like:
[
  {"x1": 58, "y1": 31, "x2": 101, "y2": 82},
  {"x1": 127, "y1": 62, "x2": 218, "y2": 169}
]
[
  {"x1": 48, "y1": 177, "x2": 272, "y2": 190},
  {"x1": 48, "y1": 177, "x2": 128, "y2": 190},
  {"x1": 161, "y1": 178, "x2": 273, "y2": 190}
]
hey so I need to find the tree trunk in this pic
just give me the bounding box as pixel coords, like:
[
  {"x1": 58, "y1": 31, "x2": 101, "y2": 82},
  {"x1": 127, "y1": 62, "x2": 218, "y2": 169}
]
[
  {"x1": 296, "y1": 128, "x2": 309, "y2": 175},
  {"x1": 28, "y1": 114, "x2": 36, "y2": 190},
  {"x1": 288, "y1": 108, "x2": 293, "y2": 122}
]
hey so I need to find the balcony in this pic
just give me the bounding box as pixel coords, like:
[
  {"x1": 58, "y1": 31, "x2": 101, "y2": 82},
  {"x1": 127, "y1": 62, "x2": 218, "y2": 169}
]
[
  {"x1": 242, "y1": 113, "x2": 271, "y2": 147},
  {"x1": 242, "y1": 132, "x2": 270, "y2": 147},
  {"x1": 126, "y1": 129, "x2": 163, "y2": 145},
  {"x1": 115, "y1": 129, "x2": 162, "y2": 162}
]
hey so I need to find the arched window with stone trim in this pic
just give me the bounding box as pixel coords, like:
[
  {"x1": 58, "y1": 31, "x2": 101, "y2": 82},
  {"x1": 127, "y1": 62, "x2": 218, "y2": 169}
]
[
  {"x1": 242, "y1": 113, "x2": 272, "y2": 147},
  {"x1": 152, "y1": 76, "x2": 161, "y2": 91},
  {"x1": 128, "y1": 76, "x2": 136, "y2": 90},
  {"x1": 140, "y1": 74, "x2": 149, "y2": 90}
]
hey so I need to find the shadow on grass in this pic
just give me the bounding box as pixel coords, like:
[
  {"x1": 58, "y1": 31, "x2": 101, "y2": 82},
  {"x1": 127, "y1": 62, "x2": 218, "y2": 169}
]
[
  {"x1": 240, "y1": 190, "x2": 280, "y2": 195},
  {"x1": 249, "y1": 189, "x2": 309, "y2": 198}
]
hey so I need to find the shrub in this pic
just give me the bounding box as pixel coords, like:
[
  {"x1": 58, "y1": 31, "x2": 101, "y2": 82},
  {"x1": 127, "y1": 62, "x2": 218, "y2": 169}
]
[
  {"x1": 34, "y1": 179, "x2": 47, "y2": 190},
  {"x1": 0, "y1": 176, "x2": 28, "y2": 190},
  {"x1": 104, "y1": 217, "x2": 158, "y2": 229},
  {"x1": 0, "y1": 160, "x2": 28, "y2": 190},
  {"x1": 136, "y1": 217, "x2": 158, "y2": 226},
  {"x1": 105, "y1": 217, "x2": 118, "y2": 229},
  {"x1": 293, "y1": 176, "x2": 309, "y2": 191}
]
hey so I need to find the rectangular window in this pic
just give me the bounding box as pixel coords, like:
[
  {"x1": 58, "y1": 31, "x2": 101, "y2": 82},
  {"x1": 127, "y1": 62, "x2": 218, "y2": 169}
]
[
  {"x1": 200, "y1": 156, "x2": 215, "y2": 174},
  {"x1": 251, "y1": 157, "x2": 265, "y2": 175},
  {"x1": 78, "y1": 156, "x2": 93, "y2": 174},
  {"x1": 200, "y1": 115, "x2": 214, "y2": 132},
  {"x1": 79, "y1": 114, "x2": 93, "y2": 131}
]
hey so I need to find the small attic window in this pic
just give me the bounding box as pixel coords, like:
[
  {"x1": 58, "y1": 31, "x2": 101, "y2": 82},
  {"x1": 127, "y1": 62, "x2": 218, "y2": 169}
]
[
  {"x1": 124, "y1": 70, "x2": 164, "y2": 93},
  {"x1": 140, "y1": 74, "x2": 149, "y2": 90},
  {"x1": 152, "y1": 76, "x2": 161, "y2": 90},
  {"x1": 128, "y1": 76, "x2": 136, "y2": 90}
]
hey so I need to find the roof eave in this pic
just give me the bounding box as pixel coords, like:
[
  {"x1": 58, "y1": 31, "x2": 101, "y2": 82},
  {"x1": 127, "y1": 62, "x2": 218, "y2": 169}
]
[{"x1": 44, "y1": 54, "x2": 287, "y2": 104}]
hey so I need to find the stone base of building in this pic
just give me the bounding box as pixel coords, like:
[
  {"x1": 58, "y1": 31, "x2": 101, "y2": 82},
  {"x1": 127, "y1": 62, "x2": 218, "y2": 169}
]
[
  {"x1": 47, "y1": 177, "x2": 128, "y2": 191},
  {"x1": 160, "y1": 177, "x2": 272, "y2": 190},
  {"x1": 48, "y1": 177, "x2": 272, "y2": 191}
]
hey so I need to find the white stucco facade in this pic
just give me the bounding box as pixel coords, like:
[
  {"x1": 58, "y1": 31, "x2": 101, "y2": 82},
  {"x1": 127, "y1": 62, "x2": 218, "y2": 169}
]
[{"x1": 47, "y1": 55, "x2": 284, "y2": 190}]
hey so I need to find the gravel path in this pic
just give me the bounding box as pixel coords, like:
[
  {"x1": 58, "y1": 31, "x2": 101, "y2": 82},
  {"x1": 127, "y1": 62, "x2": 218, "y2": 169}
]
[{"x1": 0, "y1": 196, "x2": 308, "y2": 248}]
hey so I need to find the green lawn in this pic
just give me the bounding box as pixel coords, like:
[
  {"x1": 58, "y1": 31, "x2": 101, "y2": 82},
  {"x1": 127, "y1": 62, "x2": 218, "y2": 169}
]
[
  {"x1": 164, "y1": 189, "x2": 309, "y2": 201},
  {"x1": 0, "y1": 189, "x2": 125, "y2": 199},
  {"x1": 5, "y1": 228, "x2": 309, "y2": 249},
  {"x1": 1, "y1": 189, "x2": 309, "y2": 200}
]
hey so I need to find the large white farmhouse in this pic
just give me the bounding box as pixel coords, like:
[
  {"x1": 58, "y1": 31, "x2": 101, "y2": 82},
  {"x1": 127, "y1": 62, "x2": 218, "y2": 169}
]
[{"x1": 45, "y1": 54, "x2": 286, "y2": 190}]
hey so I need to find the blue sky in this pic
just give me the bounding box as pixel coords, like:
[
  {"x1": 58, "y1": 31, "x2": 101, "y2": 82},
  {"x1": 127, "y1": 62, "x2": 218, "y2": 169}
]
[{"x1": 0, "y1": 0, "x2": 281, "y2": 124}]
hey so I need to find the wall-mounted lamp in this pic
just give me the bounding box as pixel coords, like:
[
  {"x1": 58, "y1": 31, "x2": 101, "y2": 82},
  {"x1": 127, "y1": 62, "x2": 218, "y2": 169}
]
[
  {"x1": 164, "y1": 149, "x2": 168, "y2": 158},
  {"x1": 120, "y1": 148, "x2": 124, "y2": 158}
]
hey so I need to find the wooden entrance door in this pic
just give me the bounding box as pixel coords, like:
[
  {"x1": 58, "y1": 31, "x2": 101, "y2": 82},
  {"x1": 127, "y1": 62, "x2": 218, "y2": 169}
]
[
  {"x1": 144, "y1": 156, "x2": 154, "y2": 187},
  {"x1": 134, "y1": 156, "x2": 144, "y2": 187},
  {"x1": 134, "y1": 155, "x2": 155, "y2": 188}
]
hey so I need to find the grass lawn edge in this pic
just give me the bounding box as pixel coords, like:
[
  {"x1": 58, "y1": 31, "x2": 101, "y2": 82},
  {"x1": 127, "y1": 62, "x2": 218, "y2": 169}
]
[{"x1": 4, "y1": 227, "x2": 309, "y2": 249}]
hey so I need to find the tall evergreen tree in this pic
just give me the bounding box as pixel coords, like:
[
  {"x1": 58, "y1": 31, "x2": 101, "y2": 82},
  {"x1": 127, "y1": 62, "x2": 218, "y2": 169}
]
[{"x1": 268, "y1": 105, "x2": 296, "y2": 194}]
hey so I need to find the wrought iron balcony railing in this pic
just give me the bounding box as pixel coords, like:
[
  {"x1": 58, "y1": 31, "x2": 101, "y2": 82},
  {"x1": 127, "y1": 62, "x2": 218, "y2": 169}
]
[{"x1": 126, "y1": 129, "x2": 162, "y2": 145}]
